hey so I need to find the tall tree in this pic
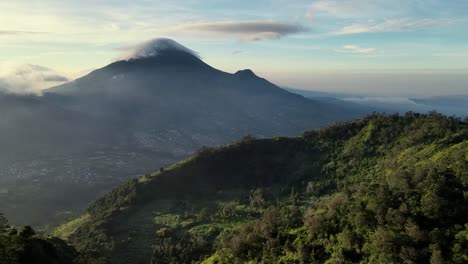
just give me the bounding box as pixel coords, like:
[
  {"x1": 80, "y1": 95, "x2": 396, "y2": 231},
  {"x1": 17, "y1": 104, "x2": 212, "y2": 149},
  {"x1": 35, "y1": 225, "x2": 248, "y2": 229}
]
[{"x1": 0, "y1": 212, "x2": 7, "y2": 226}]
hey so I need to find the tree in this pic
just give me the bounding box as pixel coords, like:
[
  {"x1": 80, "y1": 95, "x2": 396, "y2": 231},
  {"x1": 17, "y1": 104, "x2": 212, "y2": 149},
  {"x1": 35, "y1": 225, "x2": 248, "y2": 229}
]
[
  {"x1": 196, "y1": 207, "x2": 211, "y2": 222},
  {"x1": 0, "y1": 212, "x2": 7, "y2": 228},
  {"x1": 430, "y1": 245, "x2": 444, "y2": 264},
  {"x1": 250, "y1": 189, "x2": 265, "y2": 209},
  {"x1": 19, "y1": 226, "x2": 35, "y2": 238},
  {"x1": 221, "y1": 201, "x2": 239, "y2": 218},
  {"x1": 452, "y1": 225, "x2": 468, "y2": 264}
]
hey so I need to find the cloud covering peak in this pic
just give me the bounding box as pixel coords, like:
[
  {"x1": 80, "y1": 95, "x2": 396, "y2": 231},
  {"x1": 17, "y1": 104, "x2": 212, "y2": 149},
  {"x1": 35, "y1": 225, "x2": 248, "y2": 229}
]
[{"x1": 117, "y1": 38, "x2": 199, "y2": 61}]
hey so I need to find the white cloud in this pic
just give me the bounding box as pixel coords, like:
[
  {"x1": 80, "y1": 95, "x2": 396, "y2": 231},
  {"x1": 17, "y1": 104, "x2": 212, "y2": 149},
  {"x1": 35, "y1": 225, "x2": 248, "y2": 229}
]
[
  {"x1": 307, "y1": 0, "x2": 468, "y2": 20},
  {"x1": 0, "y1": 1, "x2": 192, "y2": 46},
  {"x1": 115, "y1": 38, "x2": 199, "y2": 61},
  {"x1": 309, "y1": 0, "x2": 363, "y2": 18},
  {"x1": 307, "y1": 0, "x2": 397, "y2": 19},
  {"x1": 172, "y1": 20, "x2": 307, "y2": 42},
  {"x1": 336, "y1": 45, "x2": 376, "y2": 53},
  {"x1": 332, "y1": 18, "x2": 457, "y2": 35},
  {"x1": 0, "y1": 63, "x2": 69, "y2": 94}
]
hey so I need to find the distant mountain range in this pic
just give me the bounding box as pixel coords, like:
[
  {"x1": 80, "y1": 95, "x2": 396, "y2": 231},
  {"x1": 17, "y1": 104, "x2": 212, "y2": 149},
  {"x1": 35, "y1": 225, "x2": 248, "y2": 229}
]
[
  {"x1": 285, "y1": 87, "x2": 468, "y2": 117},
  {"x1": 0, "y1": 39, "x2": 367, "y2": 227}
]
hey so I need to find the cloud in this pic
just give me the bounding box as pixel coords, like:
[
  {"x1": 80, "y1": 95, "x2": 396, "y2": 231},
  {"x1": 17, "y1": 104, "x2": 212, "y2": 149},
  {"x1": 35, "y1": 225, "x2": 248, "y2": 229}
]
[
  {"x1": 43, "y1": 74, "x2": 70, "y2": 82},
  {"x1": 307, "y1": 0, "x2": 395, "y2": 19},
  {"x1": 336, "y1": 45, "x2": 376, "y2": 53},
  {"x1": 173, "y1": 20, "x2": 307, "y2": 42},
  {"x1": 0, "y1": 63, "x2": 69, "y2": 95},
  {"x1": 332, "y1": 18, "x2": 456, "y2": 35},
  {"x1": 307, "y1": 0, "x2": 468, "y2": 20},
  {"x1": 307, "y1": 1, "x2": 467, "y2": 36},
  {"x1": 308, "y1": 0, "x2": 365, "y2": 18},
  {"x1": 306, "y1": 0, "x2": 432, "y2": 19},
  {"x1": 115, "y1": 38, "x2": 199, "y2": 61}
]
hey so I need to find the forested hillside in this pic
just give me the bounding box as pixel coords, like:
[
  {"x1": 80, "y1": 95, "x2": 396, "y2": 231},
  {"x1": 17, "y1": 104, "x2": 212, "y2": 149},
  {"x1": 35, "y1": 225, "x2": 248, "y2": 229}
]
[
  {"x1": 55, "y1": 113, "x2": 467, "y2": 263},
  {"x1": 0, "y1": 213, "x2": 108, "y2": 264}
]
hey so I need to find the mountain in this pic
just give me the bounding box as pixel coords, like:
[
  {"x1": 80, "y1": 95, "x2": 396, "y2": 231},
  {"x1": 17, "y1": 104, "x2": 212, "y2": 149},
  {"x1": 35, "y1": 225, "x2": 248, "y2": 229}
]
[
  {"x1": 0, "y1": 39, "x2": 367, "y2": 227},
  {"x1": 44, "y1": 39, "x2": 363, "y2": 151},
  {"x1": 55, "y1": 113, "x2": 468, "y2": 264}
]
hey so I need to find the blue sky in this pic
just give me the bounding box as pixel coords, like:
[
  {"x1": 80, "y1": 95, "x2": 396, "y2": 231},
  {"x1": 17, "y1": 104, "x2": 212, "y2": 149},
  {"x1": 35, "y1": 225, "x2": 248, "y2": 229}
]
[{"x1": 1, "y1": 0, "x2": 467, "y2": 95}]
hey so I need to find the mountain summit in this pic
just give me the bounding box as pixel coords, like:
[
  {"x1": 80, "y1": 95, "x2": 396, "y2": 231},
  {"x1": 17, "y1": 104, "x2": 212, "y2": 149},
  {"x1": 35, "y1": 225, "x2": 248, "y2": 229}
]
[
  {"x1": 95, "y1": 38, "x2": 212, "y2": 75},
  {"x1": 117, "y1": 38, "x2": 200, "y2": 61},
  {"x1": 235, "y1": 69, "x2": 258, "y2": 79}
]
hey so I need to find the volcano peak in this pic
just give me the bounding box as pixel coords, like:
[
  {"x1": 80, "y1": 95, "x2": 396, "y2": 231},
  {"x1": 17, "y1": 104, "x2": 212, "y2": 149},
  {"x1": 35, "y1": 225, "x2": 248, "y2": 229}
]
[{"x1": 117, "y1": 38, "x2": 199, "y2": 61}]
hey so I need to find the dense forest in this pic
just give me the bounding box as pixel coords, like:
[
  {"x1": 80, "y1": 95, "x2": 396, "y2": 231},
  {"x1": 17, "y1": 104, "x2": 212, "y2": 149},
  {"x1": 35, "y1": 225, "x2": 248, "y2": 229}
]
[
  {"x1": 48, "y1": 112, "x2": 467, "y2": 264},
  {"x1": 0, "y1": 212, "x2": 109, "y2": 264}
]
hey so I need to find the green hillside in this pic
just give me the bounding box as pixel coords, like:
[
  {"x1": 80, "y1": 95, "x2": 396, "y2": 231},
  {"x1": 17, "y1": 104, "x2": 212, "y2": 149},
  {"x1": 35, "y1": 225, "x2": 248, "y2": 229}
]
[
  {"x1": 0, "y1": 215, "x2": 108, "y2": 264},
  {"x1": 55, "y1": 113, "x2": 468, "y2": 263}
]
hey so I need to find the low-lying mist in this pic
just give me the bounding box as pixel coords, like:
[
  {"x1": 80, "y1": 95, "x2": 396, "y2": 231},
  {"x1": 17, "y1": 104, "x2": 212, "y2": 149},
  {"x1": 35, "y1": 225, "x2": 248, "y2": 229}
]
[{"x1": 0, "y1": 63, "x2": 69, "y2": 95}]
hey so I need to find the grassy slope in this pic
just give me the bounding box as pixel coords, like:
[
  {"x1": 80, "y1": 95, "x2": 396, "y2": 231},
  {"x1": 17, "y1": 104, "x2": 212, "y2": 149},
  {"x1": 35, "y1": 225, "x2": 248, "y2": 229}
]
[{"x1": 55, "y1": 113, "x2": 468, "y2": 263}]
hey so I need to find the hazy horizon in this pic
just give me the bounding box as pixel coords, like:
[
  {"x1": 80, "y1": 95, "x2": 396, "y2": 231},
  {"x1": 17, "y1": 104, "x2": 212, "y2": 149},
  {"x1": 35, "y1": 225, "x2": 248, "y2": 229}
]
[{"x1": 1, "y1": 0, "x2": 467, "y2": 96}]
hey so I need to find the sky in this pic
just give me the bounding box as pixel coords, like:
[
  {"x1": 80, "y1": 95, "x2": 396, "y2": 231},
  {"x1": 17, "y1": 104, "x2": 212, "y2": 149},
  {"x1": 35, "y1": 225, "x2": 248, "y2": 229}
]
[{"x1": 1, "y1": 0, "x2": 467, "y2": 96}]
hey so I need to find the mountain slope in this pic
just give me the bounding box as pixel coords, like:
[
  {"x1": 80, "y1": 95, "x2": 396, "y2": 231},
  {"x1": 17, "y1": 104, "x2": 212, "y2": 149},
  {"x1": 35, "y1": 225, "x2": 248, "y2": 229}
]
[
  {"x1": 0, "y1": 91, "x2": 110, "y2": 157},
  {"x1": 56, "y1": 113, "x2": 468, "y2": 263}
]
